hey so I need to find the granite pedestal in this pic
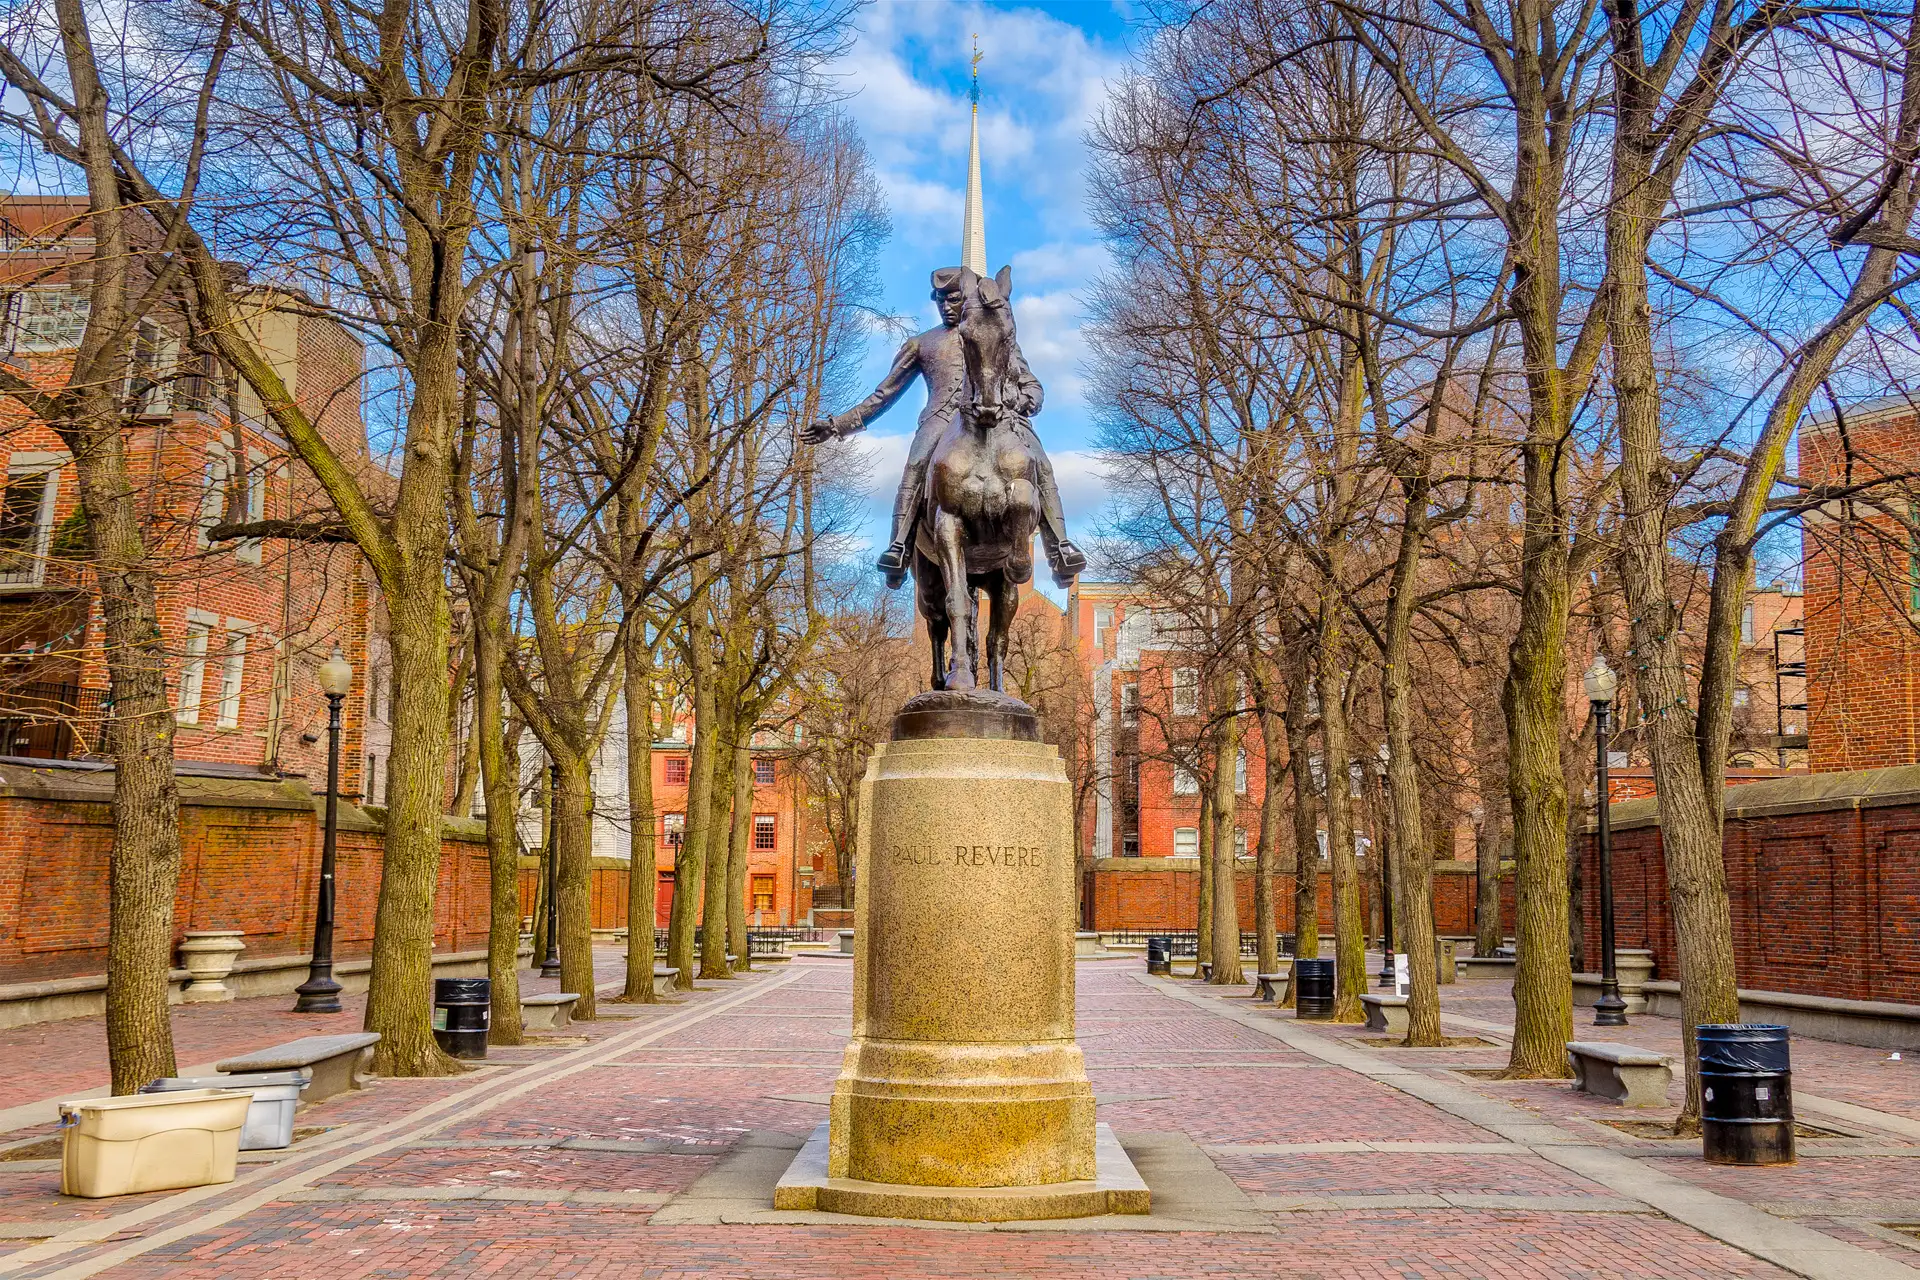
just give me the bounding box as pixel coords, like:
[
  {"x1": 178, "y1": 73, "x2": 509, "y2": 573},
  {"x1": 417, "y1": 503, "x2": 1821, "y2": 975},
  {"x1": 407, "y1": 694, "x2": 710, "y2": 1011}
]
[{"x1": 777, "y1": 690, "x2": 1148, "y2": 1221}]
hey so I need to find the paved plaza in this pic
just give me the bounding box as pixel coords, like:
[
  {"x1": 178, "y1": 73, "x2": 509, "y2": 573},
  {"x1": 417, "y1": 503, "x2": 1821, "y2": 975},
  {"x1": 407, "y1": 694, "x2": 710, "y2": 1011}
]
[{"x1": 0, "y1": 957, "x2": 1916, "y2": 1279}]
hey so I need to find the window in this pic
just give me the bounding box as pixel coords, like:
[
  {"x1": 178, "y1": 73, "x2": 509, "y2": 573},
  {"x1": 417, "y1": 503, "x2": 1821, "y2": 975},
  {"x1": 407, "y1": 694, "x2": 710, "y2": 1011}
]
[
  {"x1": 124, "y1": 320, "x2": 176, "y2": 417},
  {"x1": 1306, "y1": 680, "x2": 1321, "y2": 716},
  {"x1": 753, "y1": 758, "x2": 776, "y2": 786},
  {"x1": 1741, "y1": 602, "x2": 1756, "y2": 644},
  {"x1": 1171, "y1": 667, "x2": 1199, "y2": 716},
  {"x1": 663, "y1": 812, "x2": 685, "y2": 847},
  {"x1": 1234, "y1": 828, "x2": 1248, "y2": 858},
  {"x1": 1093, "y1": 606, "x2": 1114, "y2": 651},
  {"x1": 1121, "y1": 832, "x2": 1139, "y2": 857},
  {"x1": 1173, "y1": 763, "x2": 1199, "y2": 795},
  {"x1": 753, "y1": 814, "x2": 777, "y2": 852},
  {"x1": 1119, "y1": 683, "x2": 1138, "y2": 725},
  {"x1": 216, "y1": 627, "x2": 249, "y2": 728},
  {"x1": 1733, "y1": 688, "x2": 1750, "y2": 709},
  {"x1": 664, "y1": 756, "x2": 688, "y2": 786},
  {"x1": 1173, "y1": 827, "x2": 1199, "y2": 857},
  {"x1": 1235, "y1": 748, "x2": 1248, "y2": 794},
  {"x1": 751, "y1": 874, "x2": 775, "y2": 912},
  {"x1": 237, "y1": 452, "x2": 267, "y2": 566},
  {"x1": 12, "y1": 289, "x2": 90, "y2": 351},
  {"x1": 1126, "y1": 756, "x2": 1139, "y2": 789},
  {"x1": 177, "y1": 619, "x2": 212, "y2": 725},
  {"x1": 1316, "y1": 829, "x2": 1330, "y2": 860},
  {"x1": 0, "y1": 459, "x2": 60, "y2": 586}
]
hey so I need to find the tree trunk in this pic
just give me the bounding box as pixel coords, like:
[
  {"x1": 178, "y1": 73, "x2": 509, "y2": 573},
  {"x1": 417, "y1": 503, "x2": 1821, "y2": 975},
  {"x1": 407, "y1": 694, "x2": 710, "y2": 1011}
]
[
  {"x1": 726, "y1": 740, "x2": 753, "y2": 971},
  {"x1": 473, "y1": 629, "x2": 523, "y2": 1044},
  {"x1": 1284, "y1": 651, "x2": 1320, "y2": 1008},
  {"x1": 366, "y1": 576, "x2": 463, "y2": 1077},
  {"x1": 1381, "y1": 489, "x2": 1442, "y2": 1044},
  {"x1": 699, "y1": 683, "x2": 737, "y2": 980},
  {"x1": 1195, "y1": 788, "x2": 1213, "y2": 978},
  {"x1": 620, "y1": 628, "x2": 659, "y2": 1002},
  {"x1": 43, "y1": 0, "x2": 182, "y2": 1094},
  {"x1": 669, "y1": 615, "x2": 715, "y2": 990},
  {"x1": 1474, "y1": 700, "x2": 1508, "y2": 957},
  {"x1": 1255, "y1": 707, "x2": 1284, "y2": 976},
  {"x1": 1209, "y1": 712, "x2": 1245, "y2": 984},
  {"x1": 553, "y1": 755, "x2": 596, "y2": 1020},
  {"x1": 1500, "y1": 560, "x2": 1575, "y2": 1077},
  {"x1": 1318, "y1": 620, "x2": 1366, "y2": 1022}
]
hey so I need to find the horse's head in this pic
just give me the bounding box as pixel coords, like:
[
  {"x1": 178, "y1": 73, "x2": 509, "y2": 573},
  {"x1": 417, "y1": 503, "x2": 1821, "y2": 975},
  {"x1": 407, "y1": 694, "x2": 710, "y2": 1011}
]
[{"x1": 956, "y1": 264, "x2": 1017, "y2": 429}]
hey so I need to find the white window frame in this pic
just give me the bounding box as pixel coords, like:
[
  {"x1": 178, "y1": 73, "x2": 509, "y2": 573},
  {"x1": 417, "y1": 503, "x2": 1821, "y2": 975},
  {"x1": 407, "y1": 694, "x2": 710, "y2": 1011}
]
[
  {"x1": 1092, "y1": 606, "x2": 1113, "y2": 651},
  {"x1": 1733, "y1": 687, "x2": 1750, "y2": 709},
  {"x1": 1235, "y1": 748, "x2": 1248, "y2": 794},
  {"x1": 1741, "y1": 602, "x2": 1756, "y2": 644},
  {"x1": 11, "y1": 288, "x2": 90, "y2": 352},
  {"x1": 236, "y1": 450, "x2": 268, "y2": 565},
  {"x1": 1171, "y1": 667, "x2": 1199, "y2": 717},
  {"x1": 1119, "y1": 682, "x2": 1138, "y2": 725},
  {"x1": 178, "y1": 609, "x2": 218, "y2": 725},
  {"x1": 215, "y1": 621, "x2": 253, "y2": 729},
  {"x1": 1173, "y1": 763, "x2": 1200, "y2": 796},
  {"x1": 1234, "y1": 828, "x2": 1249, "y2": 859},
  {"x1": 196, "y1": 443, "x2": 229, "y2": 550},
  {"x1": 1172, "y1": 827, "x2": 1199, "y2": 858},
  {"x1": 0, "y1": 454, "x2": 64, "y2": 589}
]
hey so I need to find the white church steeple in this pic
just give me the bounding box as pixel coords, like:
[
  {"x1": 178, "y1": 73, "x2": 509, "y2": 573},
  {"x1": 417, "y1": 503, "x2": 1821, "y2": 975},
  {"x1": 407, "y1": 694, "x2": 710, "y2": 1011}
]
[{"x1": 961, "y1": 36, "x2": 987, "y2": 275}]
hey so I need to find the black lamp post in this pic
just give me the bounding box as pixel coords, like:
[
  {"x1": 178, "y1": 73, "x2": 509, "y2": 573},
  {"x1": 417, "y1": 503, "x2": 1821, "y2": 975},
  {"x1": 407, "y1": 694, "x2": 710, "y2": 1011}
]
[
  {"x1": 540, "y1": 760, "x2": 562, "y2": 979},
  {"x1": 294, "y1": 648, "x2": 354, "y2": 1013},
  {"x1": 1585, "y1": 655, "x2": 1628, "y2": 1027}
]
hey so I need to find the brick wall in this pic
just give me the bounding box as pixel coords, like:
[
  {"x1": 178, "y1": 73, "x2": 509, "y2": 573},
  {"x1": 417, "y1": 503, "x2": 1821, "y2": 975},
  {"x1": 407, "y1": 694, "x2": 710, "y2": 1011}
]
[
  {"x1": 1576, "y1": 765, "x2": 1920, "y2": 1003},
  {"x1": 0, "y1": 763, "x2": 490, "y2": 987},
  {"x1": 1085, "y1": 858, "x2": 1514, "y2": 938}
]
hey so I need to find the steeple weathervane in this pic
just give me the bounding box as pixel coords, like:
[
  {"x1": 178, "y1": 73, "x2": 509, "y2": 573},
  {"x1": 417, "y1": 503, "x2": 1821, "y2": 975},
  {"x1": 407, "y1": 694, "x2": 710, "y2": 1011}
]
[{"x1": 961, "y1": 35, "x2": 987, "y2": 275}]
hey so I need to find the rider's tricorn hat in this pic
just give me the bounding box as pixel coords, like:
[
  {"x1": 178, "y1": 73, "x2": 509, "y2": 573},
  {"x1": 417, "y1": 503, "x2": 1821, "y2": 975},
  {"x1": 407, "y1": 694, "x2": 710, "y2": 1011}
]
[{"x1": 930, "y1": 266, "x2": 970, "y2": 295}]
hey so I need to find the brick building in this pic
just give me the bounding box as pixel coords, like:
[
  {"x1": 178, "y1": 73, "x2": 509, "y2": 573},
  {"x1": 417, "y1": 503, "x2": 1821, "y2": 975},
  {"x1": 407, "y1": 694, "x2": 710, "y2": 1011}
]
[
  {"x1": 516, "y1": 695, "x2": 817, "y2": 931},
  {"x1": 1800, "y1": 395, "x2": 1920, "y2": 771},
  {"x1": 0, "y1": 196, "x2": 382, "y2": 791}
]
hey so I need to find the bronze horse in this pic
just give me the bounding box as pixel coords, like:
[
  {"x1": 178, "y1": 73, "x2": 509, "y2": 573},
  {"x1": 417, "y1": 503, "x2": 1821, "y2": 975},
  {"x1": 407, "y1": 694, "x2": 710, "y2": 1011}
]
[{"x1": 912, "y1": 265, "x2": 1043, "y2": 693}]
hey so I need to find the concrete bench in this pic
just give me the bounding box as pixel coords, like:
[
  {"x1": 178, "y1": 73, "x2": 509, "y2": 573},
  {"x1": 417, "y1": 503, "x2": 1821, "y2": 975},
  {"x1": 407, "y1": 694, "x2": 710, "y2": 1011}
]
[
  {"x1": 1566, "y1": 1041, "x2": 1672, "y2": 1107},
  {"x1": 217, "y1": 1032, "x2": 380, "y2": 1106},
  {"x1": 1360, "y1": 993, "x2": 1409, "y2": 1036},
  {"x1": 1254, "y1": 972, "x2": 1288, "y2": 1003},
  {"x1": 521, "y1": 992, "x2": 578, "y2": 1031},
  {"x1": 654, "y1": 966, "x2": 680, "y2": 996}
]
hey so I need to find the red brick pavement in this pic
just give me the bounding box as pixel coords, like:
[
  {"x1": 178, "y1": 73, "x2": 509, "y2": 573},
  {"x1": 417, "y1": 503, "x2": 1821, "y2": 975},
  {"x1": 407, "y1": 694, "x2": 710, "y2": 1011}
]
[
  {"x1": 4, "y1": 960, "x2": 1916, "y2": 1278},
  {"x1": 0, "y1": 951, "x2": 634, "y2": 1118}
]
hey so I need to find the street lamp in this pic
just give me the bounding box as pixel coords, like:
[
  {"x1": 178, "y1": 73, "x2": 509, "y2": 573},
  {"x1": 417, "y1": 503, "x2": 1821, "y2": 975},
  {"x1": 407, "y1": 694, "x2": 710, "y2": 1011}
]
[
  {"x1": 294, "y1": 648, "x2": 354, "y2": 1014},
  {"x1": 1584, "y1": 655, "x2": 1627, "y2": 1027},
  {"x1": 540, "y1": 760, "x2": 562, "y2": 979},
  {"x1": 1375, "y1": 743, "x2": 1394, "y2": 990}
]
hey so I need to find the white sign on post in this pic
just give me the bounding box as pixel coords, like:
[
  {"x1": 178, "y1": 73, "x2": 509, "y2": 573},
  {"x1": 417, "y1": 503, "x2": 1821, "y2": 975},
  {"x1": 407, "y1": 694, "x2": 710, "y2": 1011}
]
[{"x1": 1393, "y1": 955, "x2": 1409, "y2": 998}]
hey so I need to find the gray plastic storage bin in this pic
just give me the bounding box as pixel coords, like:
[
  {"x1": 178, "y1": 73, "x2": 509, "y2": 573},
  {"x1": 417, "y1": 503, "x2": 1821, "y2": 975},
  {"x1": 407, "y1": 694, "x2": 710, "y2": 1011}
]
[{"x1": 140, "y1": 1070, "x2": 310, "y2": 1150}]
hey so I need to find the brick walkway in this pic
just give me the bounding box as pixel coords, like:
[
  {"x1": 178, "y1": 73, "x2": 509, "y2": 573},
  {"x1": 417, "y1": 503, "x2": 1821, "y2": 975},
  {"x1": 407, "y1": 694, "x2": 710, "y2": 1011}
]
[{"x1": 0, "y1": 959, "x2": 1915, "y2": 1279}]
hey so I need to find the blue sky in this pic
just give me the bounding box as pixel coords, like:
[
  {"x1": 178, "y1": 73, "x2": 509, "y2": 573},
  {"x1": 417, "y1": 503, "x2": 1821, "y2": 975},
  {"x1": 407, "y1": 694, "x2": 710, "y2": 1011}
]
[{"x1": 819, "y1": 1, "x2": 1141, "y2": 555}]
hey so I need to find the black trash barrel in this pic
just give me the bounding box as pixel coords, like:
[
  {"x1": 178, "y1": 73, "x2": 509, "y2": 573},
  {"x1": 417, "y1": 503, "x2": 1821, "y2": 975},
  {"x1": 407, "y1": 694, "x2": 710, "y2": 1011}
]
[
  {"x1": 1147, "y1": 937, "x2": 1172, "y2": 975},
  {"x1": 433, "y1": 977, "x2": 491, "y2": 1060},
  {"x1": 1699, "y1": 1023, "x2": 1794, "y2": 1165},
  {"x1": 1295, "y1": 958, "x2": 1335, "y2": 1020}
]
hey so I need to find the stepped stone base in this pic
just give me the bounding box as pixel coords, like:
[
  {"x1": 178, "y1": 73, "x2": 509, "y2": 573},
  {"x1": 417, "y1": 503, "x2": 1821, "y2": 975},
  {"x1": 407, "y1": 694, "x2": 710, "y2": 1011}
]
[{"x1": 775, "y1": 1121, "x2": 1148, "y2": 1222}]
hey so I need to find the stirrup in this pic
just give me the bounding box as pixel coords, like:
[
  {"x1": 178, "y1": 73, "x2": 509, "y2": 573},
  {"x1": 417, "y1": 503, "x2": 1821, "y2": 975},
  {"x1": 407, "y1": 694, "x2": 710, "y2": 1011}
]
[{"x1": 875, "y1": 543, "x2": 908, "y2": 589}]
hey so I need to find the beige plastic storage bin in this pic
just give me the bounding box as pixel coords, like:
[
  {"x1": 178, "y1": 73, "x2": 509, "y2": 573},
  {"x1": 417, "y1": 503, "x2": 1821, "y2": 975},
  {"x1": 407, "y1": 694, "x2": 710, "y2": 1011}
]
[{"x1": 59, "y1": 1088, "x2": 250, "y2": 1197}]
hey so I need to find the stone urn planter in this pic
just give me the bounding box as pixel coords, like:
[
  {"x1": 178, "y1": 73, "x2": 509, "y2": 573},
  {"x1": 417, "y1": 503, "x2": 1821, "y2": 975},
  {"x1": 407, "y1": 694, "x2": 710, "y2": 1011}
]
[
  {"x1": 178, "y1": 931, "x2": 247, "y2": 1003},
  {"x1": 1615, "y1": 948, "x2": 1656, "y2": 1015}
]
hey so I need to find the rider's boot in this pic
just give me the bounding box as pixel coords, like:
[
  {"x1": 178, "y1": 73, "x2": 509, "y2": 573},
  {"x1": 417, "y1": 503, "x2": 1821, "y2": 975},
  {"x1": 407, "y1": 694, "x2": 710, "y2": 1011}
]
[
  {"x1": 874, "y1": 478, "x2": 920, "y2": 590},
  {"x1": 1036, "y1": 464, "x2": 1087, "y2": 587}
]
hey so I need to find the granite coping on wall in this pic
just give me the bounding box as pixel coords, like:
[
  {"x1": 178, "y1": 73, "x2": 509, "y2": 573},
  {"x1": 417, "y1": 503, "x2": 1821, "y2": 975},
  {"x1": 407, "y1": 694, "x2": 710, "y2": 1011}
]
[
  {"x1": 1591, "y1": 762, "x2": 1920, "y2": 833},
  {"x1": 1090, "y1": 857, "x2": 1482, "y2": 873},
  {"x1": 0, "y1": 762, "x2": 489, "y2": 843}
]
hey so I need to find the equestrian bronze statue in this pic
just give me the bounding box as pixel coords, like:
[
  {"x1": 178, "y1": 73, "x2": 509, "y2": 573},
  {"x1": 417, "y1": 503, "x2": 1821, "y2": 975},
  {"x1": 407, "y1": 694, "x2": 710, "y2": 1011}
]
[{"x1": 805, "y1": 265, "x2": 1082, "y2": 693}]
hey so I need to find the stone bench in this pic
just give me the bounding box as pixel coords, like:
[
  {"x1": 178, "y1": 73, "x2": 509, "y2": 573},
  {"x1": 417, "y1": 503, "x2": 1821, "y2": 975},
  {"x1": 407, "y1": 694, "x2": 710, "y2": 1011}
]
[
  {"x1": 217, "y1": 1032, "x2": 380, "y2": 1106},
  {"x1": 521, "y1": 992, "x2": 578, "y2": 1031},
  {"x1": 1254, "y1": 972, "x2": 1288, "y2": 1003},
  {"x1": 1360, "y1": 993, "x2": 1409, "y2": 1036},
  {"x1": 1566, "y1": 1041, "x2": 1672, "y2": 1107},
  {"x1": 654, "y1": 966, "x2": 680, "y2": 997}
]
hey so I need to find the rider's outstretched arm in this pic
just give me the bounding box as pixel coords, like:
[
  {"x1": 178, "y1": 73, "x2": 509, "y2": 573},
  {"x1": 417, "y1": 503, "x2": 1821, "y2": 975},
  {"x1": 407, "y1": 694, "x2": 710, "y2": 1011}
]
[{"x1": 829, "y1": 338, "x2": 922, "y2": 436}]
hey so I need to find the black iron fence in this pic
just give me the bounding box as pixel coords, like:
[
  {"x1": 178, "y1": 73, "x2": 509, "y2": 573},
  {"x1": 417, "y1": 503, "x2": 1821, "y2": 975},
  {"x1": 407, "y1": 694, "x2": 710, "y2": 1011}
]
[{"x1": 1099, "y1": 929, "x2": 1286, "y2": 957}]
